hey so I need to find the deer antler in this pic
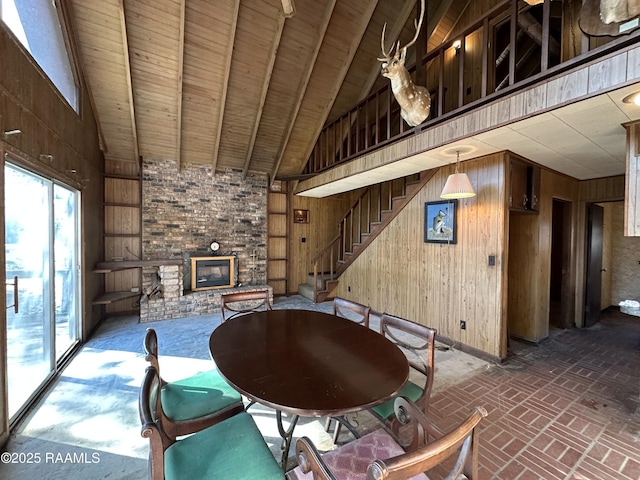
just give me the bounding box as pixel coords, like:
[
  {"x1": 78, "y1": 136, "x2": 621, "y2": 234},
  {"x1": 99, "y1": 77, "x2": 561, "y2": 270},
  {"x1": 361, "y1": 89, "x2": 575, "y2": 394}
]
[
  {"x1": 378, "y1": 0, "x2": 425, "y2": 62},
  {"x1": 403, "y1": 0, "x2": 425, "y2": 52},
  {"x1": 378, "y1": 23, "x2": 392, "y2": 61}
]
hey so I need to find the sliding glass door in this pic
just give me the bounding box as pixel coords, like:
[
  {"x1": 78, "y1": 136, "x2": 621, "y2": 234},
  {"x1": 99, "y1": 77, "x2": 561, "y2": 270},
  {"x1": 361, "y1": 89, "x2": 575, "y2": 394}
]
[{"x1": 5, "y1": 162, "x2": 80, "y2": 421}]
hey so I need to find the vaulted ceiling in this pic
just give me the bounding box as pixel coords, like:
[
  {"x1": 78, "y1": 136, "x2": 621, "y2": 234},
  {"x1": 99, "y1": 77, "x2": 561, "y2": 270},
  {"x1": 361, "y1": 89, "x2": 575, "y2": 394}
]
[
  {"x1": 69, "y1": 0, "x2": 459, "y2": 181},
  {"x1": 68, "y1": 0, "x2": 640, "y2": 191}
]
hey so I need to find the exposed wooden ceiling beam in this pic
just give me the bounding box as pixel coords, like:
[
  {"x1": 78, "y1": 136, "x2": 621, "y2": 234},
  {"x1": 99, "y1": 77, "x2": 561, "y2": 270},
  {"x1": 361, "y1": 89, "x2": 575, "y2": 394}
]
[
  {"x1": 297, "y1": 0, "x2": 381, "y2": 173},
  {"x1": 62, "y1": 0, "x2": 108, "y2": 153},
  {"x1": 242, "y1": 13, "x2": 286, "y2": 178},
  {"x1": 211, "y1": 0, "x2": 240, "y2": 174},
  {"x1": 270, "y1": 0, "x2": 337, "y2": 185},
  {"x1": 176, "y1": 0, "x2": 186, "y2": 171},
  {"x1": 119, "y1": 0, "x2": 139, "y2": 163},
  {"x1": 281, "y1": 0, "x2": 296, "y2": 18}
]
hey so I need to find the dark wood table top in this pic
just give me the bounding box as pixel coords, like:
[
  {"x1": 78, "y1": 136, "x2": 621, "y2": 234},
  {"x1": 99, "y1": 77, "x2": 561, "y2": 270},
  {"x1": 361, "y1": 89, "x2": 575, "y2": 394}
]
[{"x1": 209, "y1": 309, "x2": 409, "y2": 417}]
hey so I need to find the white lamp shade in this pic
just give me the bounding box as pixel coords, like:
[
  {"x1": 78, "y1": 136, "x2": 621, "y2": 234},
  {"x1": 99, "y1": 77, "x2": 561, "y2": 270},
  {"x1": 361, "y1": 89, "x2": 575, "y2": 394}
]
[{"x1": 440, "y1": 173, "x2": 476, "y2": 199}]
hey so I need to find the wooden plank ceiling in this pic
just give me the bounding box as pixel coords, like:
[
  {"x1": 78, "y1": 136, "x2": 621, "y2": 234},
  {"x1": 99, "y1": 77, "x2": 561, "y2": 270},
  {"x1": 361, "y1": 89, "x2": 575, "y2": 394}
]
[{"x1": 70, "y1": 0, "x2": 452, "y2": 180}]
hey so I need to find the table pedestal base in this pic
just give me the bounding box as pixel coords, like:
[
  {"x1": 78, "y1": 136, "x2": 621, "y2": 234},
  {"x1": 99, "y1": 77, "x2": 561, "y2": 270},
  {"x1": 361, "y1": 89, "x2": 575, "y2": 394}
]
[{"x1": 276, "y1": 410, "x2": 299, "y2": 470}]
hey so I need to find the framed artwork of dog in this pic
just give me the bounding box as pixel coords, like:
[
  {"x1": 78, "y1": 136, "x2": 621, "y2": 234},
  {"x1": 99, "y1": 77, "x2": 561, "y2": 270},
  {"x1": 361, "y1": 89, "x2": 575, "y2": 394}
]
[{"x1": 424, "y1": 199, "x2": 457, "y2": 244}]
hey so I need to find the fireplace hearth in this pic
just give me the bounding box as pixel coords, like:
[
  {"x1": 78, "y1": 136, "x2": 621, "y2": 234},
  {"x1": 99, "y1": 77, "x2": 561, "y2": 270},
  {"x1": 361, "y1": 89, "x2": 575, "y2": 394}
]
[{"x1": 190, "y1": 255, "x2": 236, "y2": 291}]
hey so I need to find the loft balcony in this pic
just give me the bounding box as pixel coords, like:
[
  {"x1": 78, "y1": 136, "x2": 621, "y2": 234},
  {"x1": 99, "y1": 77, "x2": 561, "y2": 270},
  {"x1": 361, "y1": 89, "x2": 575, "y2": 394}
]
[{"x1": 299, "y1": 0, "x2": 640, "y2": 196}]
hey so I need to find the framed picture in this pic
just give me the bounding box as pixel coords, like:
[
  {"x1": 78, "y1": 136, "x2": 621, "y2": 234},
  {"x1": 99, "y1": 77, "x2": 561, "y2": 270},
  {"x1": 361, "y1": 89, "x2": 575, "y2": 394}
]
[
  {"x1": 424, "y1": 199, "x2": 457, "y2": 244},
  {"x1": 293, "y1": 209, "x2": 309, "y2": 224}
]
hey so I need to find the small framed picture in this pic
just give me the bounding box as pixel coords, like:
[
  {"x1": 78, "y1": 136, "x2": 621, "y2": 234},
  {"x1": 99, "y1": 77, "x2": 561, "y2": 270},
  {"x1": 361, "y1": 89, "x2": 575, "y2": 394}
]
[
  {"x1": 293, "y1": 209, "x2": 309, "y2": 224},
  {"x1": 424, "y1": 200, "x2": 457, "y2": 244}
]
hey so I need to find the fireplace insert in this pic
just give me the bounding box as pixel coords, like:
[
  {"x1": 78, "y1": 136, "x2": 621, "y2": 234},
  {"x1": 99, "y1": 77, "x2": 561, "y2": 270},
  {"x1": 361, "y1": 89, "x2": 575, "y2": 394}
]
[{"x1": 190, "y1": 256, "x2": 236, "y2": 291}]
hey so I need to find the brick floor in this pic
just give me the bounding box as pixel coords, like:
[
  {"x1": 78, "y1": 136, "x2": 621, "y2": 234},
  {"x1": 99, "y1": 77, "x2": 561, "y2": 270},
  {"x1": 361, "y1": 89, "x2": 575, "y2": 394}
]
[{"x1": 427, "y1": 309, "x2": 640, "y2": 480}]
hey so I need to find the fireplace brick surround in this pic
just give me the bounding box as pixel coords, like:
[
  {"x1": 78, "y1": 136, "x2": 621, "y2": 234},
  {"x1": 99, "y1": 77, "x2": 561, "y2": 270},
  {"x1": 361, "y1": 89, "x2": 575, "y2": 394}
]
[
  {"x1": 140, "y1": 159, "x2": 270, "y2": 322},
  {"x1": 139, "y1": 264, "x2": 272, "y2": 322}
]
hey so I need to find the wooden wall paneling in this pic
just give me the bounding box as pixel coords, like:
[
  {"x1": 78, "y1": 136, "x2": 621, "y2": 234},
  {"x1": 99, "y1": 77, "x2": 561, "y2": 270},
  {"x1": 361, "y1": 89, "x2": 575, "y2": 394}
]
[
  {"x1": 624, "y1": 121, "x2": 640, "y2": 236},
  {"x1": 507, "y1": 211, "x2": 538, "y2": 340},
  {"x1": 507, "y1": 159, "x2": 580, "y2": 343},
  {"x1": 104, "y1": 177, "x2": 140, "y2": 204},
  {"x1": 288, "y1": 190, "x2": 358, "y2": 294},
  {"x1": 268, "y1": 187, "x2": 289, "y2": 295},
  {"x1": 471, "y1": 155, "x2": 507, "y2": 357},
  {"x1": 463, "y1": 27, "x2": 484, "y2": 106},
  {"x1": 104, "y1": 206, "x2": 140, "y2": 235},
  {"x1": 334, "y1": 153, "x2": 507, "y2": 360}
]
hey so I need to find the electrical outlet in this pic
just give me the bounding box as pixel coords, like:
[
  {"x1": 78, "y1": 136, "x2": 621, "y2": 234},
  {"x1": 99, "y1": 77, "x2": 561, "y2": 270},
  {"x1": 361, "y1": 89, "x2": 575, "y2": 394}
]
[{"x1": 460, "y1": 320, "x2": 466, "y2": 330}]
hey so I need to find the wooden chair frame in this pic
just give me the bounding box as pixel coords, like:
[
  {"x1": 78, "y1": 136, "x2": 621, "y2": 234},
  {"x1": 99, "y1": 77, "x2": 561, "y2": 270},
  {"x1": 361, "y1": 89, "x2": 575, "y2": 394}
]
[
  {"x1": 294, "y1": 398, "x2": 487, "y2": 480},
  {"x1": 371, "y1": 313, "x2": 436, "y2": 431},
  {"x1": 325, "y1": 297, "x2": 372, "y2": 441},
  {"x1": 143, "y1": 328, "x2": 243, "y2": 438},
  {"x1": 332, "y1": 296, "x2": 371, "y2": 328},
  {"x1": 220, "y1": 289, "x2": 272, "y2": 322},
  {"x1": 139, "y1": 366, "x2": 177, "y2": 480}
]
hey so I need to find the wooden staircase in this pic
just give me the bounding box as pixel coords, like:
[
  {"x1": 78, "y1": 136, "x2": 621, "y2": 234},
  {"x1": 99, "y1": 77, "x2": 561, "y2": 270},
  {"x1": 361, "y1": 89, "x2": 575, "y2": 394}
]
[{"x1": 298, "y1": 169, "x2": 437, "y2": 303}]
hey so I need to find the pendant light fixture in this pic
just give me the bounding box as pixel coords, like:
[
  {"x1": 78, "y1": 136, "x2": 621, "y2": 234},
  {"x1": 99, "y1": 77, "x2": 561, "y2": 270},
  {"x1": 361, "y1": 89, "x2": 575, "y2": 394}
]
[{"x1": 440, "y1": 150, "x2": 476, "y2": 199}]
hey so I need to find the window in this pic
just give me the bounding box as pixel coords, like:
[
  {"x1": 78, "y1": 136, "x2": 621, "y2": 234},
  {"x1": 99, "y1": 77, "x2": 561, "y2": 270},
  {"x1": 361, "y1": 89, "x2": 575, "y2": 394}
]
[{"x1": 1, "y1": 0, "x2": 78, "y2": 110}]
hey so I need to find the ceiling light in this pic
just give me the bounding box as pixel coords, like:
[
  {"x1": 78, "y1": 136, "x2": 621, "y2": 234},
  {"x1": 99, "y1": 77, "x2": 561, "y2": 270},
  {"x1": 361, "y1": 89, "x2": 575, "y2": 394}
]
[
  {"x1": 440, "y1": 151, "x2": 476, "y2": 199},
  {"x1": 622, "y1": 91, "x2": 640, "y2": 106}
]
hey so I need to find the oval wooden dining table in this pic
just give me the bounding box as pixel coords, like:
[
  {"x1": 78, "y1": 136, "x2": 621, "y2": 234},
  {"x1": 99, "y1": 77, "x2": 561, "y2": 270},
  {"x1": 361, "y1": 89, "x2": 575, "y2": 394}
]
[{"x1": 209, "y1": 309, "x2": 409, "y2": 469}]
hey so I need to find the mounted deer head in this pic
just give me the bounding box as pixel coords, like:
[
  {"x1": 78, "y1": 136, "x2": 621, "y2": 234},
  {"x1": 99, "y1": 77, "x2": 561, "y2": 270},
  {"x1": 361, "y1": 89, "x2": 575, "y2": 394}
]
[{"x1": 378, "y1": 0, "x2": 430, "y2": 127}]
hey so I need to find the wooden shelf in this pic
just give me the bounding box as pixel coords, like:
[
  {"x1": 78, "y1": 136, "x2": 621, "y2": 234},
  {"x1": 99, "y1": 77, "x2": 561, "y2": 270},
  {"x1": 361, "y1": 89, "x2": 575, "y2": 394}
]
[
  {"x1": 93, "y1": 259, "x2": 183, "y2": 273},
  {"x1": 92, "y1": 291, "x2": 140, "y2": 305}
]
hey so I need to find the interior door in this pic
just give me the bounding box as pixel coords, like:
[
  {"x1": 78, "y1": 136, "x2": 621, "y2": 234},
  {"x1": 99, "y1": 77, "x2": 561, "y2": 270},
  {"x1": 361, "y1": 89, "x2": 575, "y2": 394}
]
[
  {"x1": 4, "y1": 163, "x2": 80, "y2": 421},
  {"x1": 584, "y1": 203, "x2": 603, "y2": 327}
]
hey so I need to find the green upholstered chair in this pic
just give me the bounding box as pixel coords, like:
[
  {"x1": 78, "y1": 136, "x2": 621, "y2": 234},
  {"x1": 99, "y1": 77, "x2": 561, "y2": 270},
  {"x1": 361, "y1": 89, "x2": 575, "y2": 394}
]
[
  {"x1": 369, "y1": 313, "x2": 436, "y2": 431},
  {"x1": 220, "y1": 289, "x2": 272, "y2": 322},
  {"x1": 289, "y1": 398, "x2": 487, "y2": 480},
  {"x1": 139, "y1": 366, "x2": 284, "y2": 480},
  {"x1": 143, "y1": 328, "x2": 243, "y2": 438}
]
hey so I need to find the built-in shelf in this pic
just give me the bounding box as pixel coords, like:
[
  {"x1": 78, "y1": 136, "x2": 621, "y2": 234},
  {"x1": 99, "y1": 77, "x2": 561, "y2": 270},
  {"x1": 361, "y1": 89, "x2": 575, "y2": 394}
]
[
  {"x1": 92, "y1": 291, "x2": 140, "y2": 305},
  {"x1": 93, "y1": 259, "x2": 183, "y2": 304},
  {"x1": 93, "y1": 259, "x2": 183, "y2": 273}
]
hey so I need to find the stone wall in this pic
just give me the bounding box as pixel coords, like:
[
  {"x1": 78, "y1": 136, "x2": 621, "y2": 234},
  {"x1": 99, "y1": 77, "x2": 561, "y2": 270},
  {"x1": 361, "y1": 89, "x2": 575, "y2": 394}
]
[
  {"x1": 138, "y1": 264, "x2": 272, "y2": 322},
  {"x1": 140, "y1": 159, "x2": 269, "y2": 320}
]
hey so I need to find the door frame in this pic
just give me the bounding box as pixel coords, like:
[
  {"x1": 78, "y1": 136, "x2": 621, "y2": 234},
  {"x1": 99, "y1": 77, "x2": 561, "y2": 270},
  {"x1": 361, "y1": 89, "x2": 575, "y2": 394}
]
[{"x1": 2, "y1": 152, "x2": 83, "y2": 429}]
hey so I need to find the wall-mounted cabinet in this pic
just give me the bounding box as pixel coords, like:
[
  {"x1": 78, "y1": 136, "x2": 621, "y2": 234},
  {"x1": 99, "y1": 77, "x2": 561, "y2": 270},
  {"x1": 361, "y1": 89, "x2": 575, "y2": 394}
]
[{"x1": 510, "y1": 158, "x2": 540, "y2": 213}]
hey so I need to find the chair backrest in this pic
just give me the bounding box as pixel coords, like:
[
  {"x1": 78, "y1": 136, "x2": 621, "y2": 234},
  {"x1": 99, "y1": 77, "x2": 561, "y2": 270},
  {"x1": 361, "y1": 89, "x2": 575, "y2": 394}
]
[
  {"x1": 139, "y1": 366, "x2": 174, "y2": 480},
  {"x1": 143, "y1": 328, "x2": 161, "y2": 372},
  {"x1": 332, "y1": 297, "x2": 371, "y2": 328},
  {"x1": 220, "y1": 290, "x2": 272, "y2": 322},
  {"x1": 369, "y1": 399, "x2": 488, "y2": 479},
  {"x1": 293, "y1": 399, "x2": 487, "y2": 480},
  {"x1": 379, "y1": 313, "x2": 436, "y2": 415},
  {"x1": 142, "y1": 328, "x2": 243, "y2": 438}
]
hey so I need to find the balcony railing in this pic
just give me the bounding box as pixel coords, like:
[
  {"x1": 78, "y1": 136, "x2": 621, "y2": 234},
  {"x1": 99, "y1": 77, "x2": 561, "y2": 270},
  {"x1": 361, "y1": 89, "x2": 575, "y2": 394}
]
[{"x1": 304, "y1": 0, "x2": 640, "y2": 176}]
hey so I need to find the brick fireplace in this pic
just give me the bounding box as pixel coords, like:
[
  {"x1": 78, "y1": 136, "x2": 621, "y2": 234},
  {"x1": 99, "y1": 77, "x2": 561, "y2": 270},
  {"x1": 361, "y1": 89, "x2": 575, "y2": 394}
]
[{"x1": 139, "y1": 159, "x2": 270, "y2": 322}]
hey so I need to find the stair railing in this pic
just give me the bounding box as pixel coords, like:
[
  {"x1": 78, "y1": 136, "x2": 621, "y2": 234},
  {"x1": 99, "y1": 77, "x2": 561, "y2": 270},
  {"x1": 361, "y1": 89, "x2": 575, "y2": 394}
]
[
  {"x1": 311, "y1": 233, "x2": 341, "y2": 302},
  {"x1": 310, "y1": 175, "x2": 418, "y2": 301}
]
